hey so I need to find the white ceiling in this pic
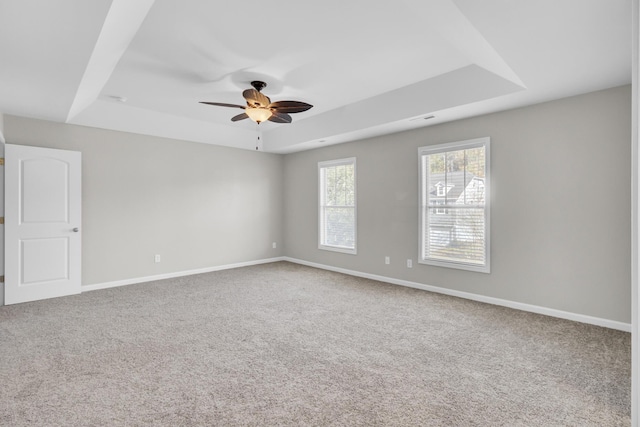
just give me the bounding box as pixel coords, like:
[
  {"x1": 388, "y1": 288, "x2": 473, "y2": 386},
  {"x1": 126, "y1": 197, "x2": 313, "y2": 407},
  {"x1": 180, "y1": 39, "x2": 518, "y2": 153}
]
[{"x1": 0, "y1": 0, "x2": 631, "y2": 153}]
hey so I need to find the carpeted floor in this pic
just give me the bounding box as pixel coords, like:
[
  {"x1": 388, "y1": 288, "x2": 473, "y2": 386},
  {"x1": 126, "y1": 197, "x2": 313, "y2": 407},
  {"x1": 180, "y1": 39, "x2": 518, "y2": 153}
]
[{"x1": 0, "y1": 261, "x2": 631, "y2": 426}]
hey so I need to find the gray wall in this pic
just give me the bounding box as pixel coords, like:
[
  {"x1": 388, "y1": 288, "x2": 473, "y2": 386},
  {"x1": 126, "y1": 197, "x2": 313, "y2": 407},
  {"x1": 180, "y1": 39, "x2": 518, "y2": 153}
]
[
  {"x1": 283, "y1": 85, "x2": 632, "y2": 323},
  {"x1": 4, "y1": 116, "x2": 284, "y2": 286},
  {"x1": 0, "y1": 113, "x2": 3, "y2": 305},
  {"x1": 0, "y1": 112, "x2": 5, "y2": 143}
]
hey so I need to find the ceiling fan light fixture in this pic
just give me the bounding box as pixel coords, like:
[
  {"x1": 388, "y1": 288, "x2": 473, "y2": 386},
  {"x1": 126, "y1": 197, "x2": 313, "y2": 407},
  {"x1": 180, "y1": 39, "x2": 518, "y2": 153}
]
[{"x1": 245, "y1": 107, "x2": 272, "y2": 124}]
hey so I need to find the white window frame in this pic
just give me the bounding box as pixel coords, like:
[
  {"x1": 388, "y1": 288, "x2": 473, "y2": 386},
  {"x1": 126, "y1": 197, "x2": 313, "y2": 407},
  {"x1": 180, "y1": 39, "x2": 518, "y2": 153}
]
[
  {"x1": 418, "y1": 137, "x2": 490, "y2": 273},
  {"x1": 318, "y1": 157, "x2": 357, "y2": 254}
]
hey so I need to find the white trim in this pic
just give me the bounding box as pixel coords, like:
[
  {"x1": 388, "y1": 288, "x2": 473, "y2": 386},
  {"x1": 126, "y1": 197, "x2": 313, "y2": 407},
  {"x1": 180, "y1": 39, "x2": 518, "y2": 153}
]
[
  {"x1": 318, "y1": 157, "x2": 356, "y2": 168},
  {"x1": 418, "y1": 257, "x2": 488, "y2": 274},
  {"x1": 283, "y1": 257, "x2": 631, "y2": 333},
  {"x1": 82, "y1": 257, "x2": 286, "y2": 292},
  {"x1": 420, "y1": 137, "x2": 488, "y2": 155},
  {"x1": 317, "y1": 244, "x2": 358, "y2": 255}
]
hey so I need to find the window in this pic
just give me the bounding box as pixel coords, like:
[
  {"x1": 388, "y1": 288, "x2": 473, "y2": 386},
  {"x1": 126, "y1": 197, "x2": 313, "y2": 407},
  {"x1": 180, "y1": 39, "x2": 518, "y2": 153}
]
[
  {"x1": 319, "y1": 158, "x2": 356, "y2": 254},
  {"x1": 419, "y1": 138, "x2": 490, "y2": 273}
]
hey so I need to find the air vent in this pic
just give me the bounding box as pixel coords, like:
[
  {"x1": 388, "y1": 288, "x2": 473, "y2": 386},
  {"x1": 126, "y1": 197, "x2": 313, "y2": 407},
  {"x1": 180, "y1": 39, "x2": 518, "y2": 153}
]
[{"x1": 410, "y1": 115, "x2": 435, "y2": 122}]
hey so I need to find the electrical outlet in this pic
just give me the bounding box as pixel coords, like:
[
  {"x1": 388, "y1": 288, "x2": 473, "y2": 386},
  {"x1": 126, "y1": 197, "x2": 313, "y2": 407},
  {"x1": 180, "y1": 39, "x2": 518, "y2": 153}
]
[
  {"x1": 272, "y1": 242, "x2": 277, "y2": 249},
  {"x1": 407, "y1": 259, "x2": 413, "y2": 268},
  {"x1": 154, "y1": 254, "x2": 161, "y2": 263},
  {"x1": 385, "y1": 256, "x2": 390, "y2": 265}
]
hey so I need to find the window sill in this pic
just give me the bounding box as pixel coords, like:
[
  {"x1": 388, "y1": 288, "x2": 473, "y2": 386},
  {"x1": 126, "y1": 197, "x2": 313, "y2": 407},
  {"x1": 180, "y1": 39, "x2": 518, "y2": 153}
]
[
  {"x1": 419, "y1": 258, "x2": 490, "y2": 273},
  {"x1": 319, "y1": 245, "x2": 357, "y2": 255}
]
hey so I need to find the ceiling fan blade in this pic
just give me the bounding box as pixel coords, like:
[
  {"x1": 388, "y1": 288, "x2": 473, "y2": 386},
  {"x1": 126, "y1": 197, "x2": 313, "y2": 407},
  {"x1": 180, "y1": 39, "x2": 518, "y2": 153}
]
[
  {"x1": 268, "y1": 111, "x2": 292, "y2": 124},
  {"x1": 199, "y1": 101, "x2": 246, "y2": 109},
  {"x1": 231, "y1": 112, "x2": 249, "y2": 122},
  {"x1": 242, "y1": 89, "x2": 271, "y2": 108},
  {"x1": 268, "y1": 100, "x2": 313, "y2": 114}
]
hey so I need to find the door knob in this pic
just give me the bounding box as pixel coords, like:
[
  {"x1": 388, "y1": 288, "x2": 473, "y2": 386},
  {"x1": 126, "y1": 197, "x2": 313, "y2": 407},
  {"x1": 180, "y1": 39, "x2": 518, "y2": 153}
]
[{"x1": 72, "y1": 228, "x2": 79, "y2": 232}]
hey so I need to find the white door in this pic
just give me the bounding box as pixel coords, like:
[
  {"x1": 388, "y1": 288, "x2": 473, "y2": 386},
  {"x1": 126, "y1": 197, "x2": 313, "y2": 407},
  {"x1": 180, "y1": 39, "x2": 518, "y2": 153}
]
[{"x1": 4, "y1": 144, "x2": 81, "y2": 304}]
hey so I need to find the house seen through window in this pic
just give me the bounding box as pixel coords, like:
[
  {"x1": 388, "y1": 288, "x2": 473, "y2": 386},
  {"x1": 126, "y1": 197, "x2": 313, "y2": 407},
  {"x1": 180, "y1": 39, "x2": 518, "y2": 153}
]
[{"x1": 419, "y1": 138, "x2": 490, "y2": 273}]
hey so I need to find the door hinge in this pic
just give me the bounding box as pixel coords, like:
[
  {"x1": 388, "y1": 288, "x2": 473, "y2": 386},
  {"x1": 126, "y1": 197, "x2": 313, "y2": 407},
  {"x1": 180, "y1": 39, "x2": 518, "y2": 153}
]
[
  {"x1": 0, "y1": 158, "x2": 4, "y2": 165},
  {"x1": 0, "y1": 276, "x2": 5, "y2": 283},
  {"x1": 0, "y1": 217, "x2": 4, "y2": 224}
]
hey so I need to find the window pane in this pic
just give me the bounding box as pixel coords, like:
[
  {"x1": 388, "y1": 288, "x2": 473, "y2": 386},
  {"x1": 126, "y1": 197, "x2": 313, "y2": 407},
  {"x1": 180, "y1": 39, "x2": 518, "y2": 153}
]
[
  {"x1": 423, "y1": 207, "x2": 485, "y2": 264},
  {"x1": 429, "y1": 152, "x2": 445, "y2": 174},
  {"x1": 465, "y1": 147, "x2": 485, "y2": 178},
  {"x1": 326, "y1": 166, "x2": 336, "y2": 205},
  {"x1": 338, "y1": 165, "x2": 347, "y2": 206},
  {"x1": 323, "y1": 207, "x2": 355, "y2": 248}
]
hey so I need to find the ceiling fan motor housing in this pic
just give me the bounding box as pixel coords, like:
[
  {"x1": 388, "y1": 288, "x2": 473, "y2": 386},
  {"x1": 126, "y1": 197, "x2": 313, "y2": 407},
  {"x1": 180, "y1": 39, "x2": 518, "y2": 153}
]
[{"x1": 251, "y1": 81, "x2": 267, "y2": 92}]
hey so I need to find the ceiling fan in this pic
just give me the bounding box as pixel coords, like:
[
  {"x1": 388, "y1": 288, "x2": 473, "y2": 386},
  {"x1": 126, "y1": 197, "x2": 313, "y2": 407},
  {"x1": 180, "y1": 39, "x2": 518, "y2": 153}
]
[{"x1": 200, "y1": 81, "x2": 313, "y2": 124}]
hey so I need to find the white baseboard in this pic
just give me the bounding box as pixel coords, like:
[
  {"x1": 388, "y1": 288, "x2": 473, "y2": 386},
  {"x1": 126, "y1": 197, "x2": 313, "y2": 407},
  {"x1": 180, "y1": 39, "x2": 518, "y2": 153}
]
[
  {"x1": 283, "y1": 257, "x2": 632, "y2": 333},
  {"x1": 82, "y1": 257, "x2": 286, "y2": 292}
]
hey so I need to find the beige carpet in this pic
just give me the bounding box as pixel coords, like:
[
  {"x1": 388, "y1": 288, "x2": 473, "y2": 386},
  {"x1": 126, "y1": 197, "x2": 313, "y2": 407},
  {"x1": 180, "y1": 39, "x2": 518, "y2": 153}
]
[{"x1": 0, "y1": 262, "x2": 630, "y2": 426}]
